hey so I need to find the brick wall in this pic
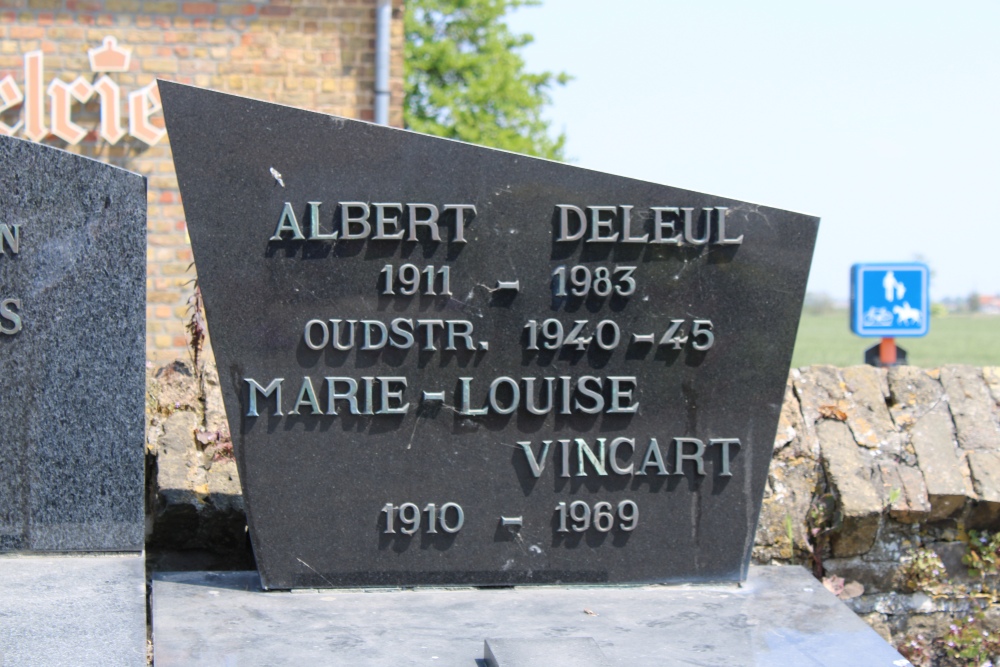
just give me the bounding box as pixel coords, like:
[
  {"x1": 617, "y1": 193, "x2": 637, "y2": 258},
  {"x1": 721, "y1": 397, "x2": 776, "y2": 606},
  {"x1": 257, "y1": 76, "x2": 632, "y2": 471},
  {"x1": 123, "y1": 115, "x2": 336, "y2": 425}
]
[{"x1": 0, "y1": 0, "x2": 405, "y2": 361}]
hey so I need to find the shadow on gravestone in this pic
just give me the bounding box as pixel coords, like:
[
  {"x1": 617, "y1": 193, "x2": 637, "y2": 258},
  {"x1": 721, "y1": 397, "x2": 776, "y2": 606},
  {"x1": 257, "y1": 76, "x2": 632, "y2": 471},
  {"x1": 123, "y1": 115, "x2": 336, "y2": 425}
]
[
  {"x1": 0, "y1": 135, "x2": 146, "y2": 666},
  {"x1": 160, "y1": 80, "x2": 820, "y2": 592}
]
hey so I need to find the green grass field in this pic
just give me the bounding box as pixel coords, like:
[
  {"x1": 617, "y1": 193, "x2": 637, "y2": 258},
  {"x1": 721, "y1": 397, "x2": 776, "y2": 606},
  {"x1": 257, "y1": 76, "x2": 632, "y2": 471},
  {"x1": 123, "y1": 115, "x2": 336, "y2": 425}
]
[{"x1": 790, "y1": 312, "x2": 1000, "y2": 368}]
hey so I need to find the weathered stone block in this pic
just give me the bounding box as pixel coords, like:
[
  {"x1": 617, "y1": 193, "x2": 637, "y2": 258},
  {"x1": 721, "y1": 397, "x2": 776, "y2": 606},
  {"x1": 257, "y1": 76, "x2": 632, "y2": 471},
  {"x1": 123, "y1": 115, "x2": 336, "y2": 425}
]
[
  {"x1": 887, "y1": 366, "x2": 944, "y2": 427},
  {"x1": 896, "y1": 464, "x2": 931, "y2": 523},
  {"x1": 899, "y1": 610, "x2": 980, "y2": 648},
  {"x1": 878, "y1": 461, "x2": 929, "y2": 524},
  {"x1": 773, "y1": 377, "x2": 805, "y2": 457},
  {"x1": 795, "y1": 366, "x2": 901, "y2": 456},
  {"x1": 842, "y1": 365, "x2": 901, "y2": 455},
  {"x1": 149, "y1": 408, "x2": 246, "y2": 552},
  {"x1": 148, "y1": 361, "x2": 201, "y2": 414},
  {"x1": 858, "y1": 612, "x2": 893, "y2": 643},
  {"x1": 753, "y1": 456, "x2": 821, "y2": 562},
  {"x1": 203, "y1": 364, "x2": 228, "y2": 437},
  {"x1": 818, "y1": 419, "x2": 882, "y2": 557},
  {"x1": 966, "y1": 451, "x2": 1000, "y2": 528},
  {"x1": 793, "y1": 365, "x2": 847, "y2": 454},
  {"x1": 985, "y1": 366, "x2": 1000, "y2": 406},
  {"x1": 155, "y1": 411, "x2": 200, "y2": 507},
  {"x1": 755, "y1": 378, "x2": 818, "y2": 563},
  {"x1": 916, "y1": 412, "x2": 970, "y2": 521},
  {"x1": 888, "y1": 366, "x2": 969, "y2": 521},
  {"x1": 927, "y1": 541, "x2": 977, "y2": 586},
  {"x1": 824, "y1": 556, "x2": 898, "y2": 594},
  {"x1": 940, "y1": 365, "x2": 1000, "y2": 451}
]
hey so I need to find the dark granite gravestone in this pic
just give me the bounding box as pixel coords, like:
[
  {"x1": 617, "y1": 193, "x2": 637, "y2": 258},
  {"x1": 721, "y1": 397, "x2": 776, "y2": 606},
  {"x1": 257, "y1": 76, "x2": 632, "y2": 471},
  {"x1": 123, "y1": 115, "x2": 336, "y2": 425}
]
[
  {"x1": 0, "y1": 135, "x2": 146, "y2": 666},
  {"x1": 160, "y1": 81, "x2": 819, "y2": 590},
  {"x1": 0, "y1": 135, "x2": 145, "y2": 552}
]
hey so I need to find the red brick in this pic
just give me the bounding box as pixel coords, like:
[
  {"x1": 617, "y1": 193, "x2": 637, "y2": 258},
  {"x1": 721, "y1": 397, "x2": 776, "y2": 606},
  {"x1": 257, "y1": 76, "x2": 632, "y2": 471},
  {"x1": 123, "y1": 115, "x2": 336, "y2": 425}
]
[
  {"x1": 65, "y1": 1, "x2": 98, "y2": 10},
  {"x1": 260, "y1": 5, "x2": 291, "y2": 16},
  {"x1": 219, "y1": 3, "x2": 256, "y2": 17},
  {"x1": 182, "y1": 2, "x2": 216, "y2": 14},
  {"x1": 11, "y1": 25, "x2": 44, "y2": 38}
]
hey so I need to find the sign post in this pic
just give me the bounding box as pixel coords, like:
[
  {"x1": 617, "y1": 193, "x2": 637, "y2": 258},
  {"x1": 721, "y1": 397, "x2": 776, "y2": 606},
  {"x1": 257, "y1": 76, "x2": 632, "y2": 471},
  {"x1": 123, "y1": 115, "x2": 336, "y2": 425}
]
[{"x1": 850, "y1": 263, "x2": 930, "y2": 366}]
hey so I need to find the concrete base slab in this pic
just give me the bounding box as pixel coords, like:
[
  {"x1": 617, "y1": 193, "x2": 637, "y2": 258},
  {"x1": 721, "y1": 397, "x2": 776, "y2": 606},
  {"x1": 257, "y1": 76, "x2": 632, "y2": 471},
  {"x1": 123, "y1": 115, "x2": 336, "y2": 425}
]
[
  {"x1": 484, "y1": 637, "x2": 611, "y2": 666},
  {"x1": 152, "y1": 565, "x2": 909, "y2": 666},
  {"x1": 0, "y1": 554, "x2": 146, "y2": 667}
]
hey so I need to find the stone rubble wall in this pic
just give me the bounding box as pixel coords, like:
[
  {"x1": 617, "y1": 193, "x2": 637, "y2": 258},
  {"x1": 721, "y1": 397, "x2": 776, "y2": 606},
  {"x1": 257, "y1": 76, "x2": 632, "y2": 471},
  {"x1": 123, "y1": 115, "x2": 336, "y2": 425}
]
[
  {"x1": 146, "y1": 360, "x2": 245, "y2": 555},
  {"x1": 753, "y1": 364, "x2": 1000, "y2": 648},
  {"x1": 146, "y1": 361, "x2": 1000, "y2": 648}
]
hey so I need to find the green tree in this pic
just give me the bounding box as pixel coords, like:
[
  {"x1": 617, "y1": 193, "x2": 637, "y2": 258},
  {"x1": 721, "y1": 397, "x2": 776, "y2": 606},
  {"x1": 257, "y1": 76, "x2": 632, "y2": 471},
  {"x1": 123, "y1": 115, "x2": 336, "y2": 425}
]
[{"x1": 405, "y1": 0, "x2": 570, "y2": 160}]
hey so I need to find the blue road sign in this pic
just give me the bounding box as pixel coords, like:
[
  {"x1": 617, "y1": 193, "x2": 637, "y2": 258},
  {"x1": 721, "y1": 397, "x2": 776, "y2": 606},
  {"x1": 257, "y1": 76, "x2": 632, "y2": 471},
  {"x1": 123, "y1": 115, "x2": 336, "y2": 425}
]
[{"x1": 851, "y1": 263, "x2": 930, "y2": 337}]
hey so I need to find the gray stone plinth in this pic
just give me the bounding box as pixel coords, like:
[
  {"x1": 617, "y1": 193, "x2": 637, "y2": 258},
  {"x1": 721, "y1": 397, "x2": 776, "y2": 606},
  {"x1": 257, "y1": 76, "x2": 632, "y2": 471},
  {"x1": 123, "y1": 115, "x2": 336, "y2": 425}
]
[
  {"x1": 485, "y1": 637, "x2": 611, "y2": 666},
  {"x1": 152, "y1": 565, "x2": 909, "y2": 666},
  {"x1": 0, "y1": 554, "x2": 146, "y2": 666}
]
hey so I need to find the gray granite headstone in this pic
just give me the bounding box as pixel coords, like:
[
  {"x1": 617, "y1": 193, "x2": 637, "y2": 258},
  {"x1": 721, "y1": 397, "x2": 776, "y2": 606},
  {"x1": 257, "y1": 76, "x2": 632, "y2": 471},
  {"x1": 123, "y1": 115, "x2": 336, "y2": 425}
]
[
  {"x1": 160, "y1": 81, "x2": 819, "y2": 589},
  {"x1": 0, "y1": 135, "x2": 145, "y2": 552}
]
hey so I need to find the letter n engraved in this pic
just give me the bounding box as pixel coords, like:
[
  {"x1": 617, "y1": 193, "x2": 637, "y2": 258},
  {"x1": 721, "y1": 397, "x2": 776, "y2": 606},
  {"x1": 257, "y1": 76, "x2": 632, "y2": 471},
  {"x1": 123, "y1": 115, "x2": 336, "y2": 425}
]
[{"x1": 0, "y1": 224, "x2": 19, "y2": 255}]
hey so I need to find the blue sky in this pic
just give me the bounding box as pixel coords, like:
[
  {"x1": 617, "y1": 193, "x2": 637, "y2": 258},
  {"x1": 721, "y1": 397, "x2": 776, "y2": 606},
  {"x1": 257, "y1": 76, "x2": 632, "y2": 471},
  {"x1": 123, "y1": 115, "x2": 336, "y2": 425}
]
[{"x1": 507, "y1": 0, "x2": 1000, "y2": 301}]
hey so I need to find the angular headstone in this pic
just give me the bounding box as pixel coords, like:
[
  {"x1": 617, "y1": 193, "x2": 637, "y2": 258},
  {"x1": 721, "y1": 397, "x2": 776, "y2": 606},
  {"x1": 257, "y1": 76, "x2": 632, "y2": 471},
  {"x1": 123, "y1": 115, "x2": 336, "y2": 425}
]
[
  {"x1": 0, "y1": 135, "x2": 145, "y2": 552},
  {"x1": 160, "y1": 81, "x2": 819, "y2": 589}
]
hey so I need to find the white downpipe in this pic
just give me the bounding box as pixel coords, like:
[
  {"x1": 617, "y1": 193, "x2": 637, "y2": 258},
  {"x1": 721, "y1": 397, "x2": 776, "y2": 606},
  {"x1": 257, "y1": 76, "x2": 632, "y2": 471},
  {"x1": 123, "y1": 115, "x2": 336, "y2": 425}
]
[{"x1": 374, "y1": 0, "x2": 392, "y2": 125}]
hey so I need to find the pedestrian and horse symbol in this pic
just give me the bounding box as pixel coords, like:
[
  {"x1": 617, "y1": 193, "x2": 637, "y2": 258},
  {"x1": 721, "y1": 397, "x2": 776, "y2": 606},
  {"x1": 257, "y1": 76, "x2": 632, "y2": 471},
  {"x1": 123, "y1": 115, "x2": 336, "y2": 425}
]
[
  {"x1": 882, "y1": 270, "x2": 906, "y2": 302},
  {"x1": 851, "y1": 263, "x2": 930, "y2": 337},
  {"x1": 892, "y1": 301, "x2": 921, "y2": 326}
]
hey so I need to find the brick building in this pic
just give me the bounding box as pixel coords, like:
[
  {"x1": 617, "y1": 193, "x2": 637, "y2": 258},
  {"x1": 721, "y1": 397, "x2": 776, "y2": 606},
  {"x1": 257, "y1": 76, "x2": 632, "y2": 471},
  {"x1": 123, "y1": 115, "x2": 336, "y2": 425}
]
[{"x1": 0, "y1": 0, "x2": 405, "y2": 361}]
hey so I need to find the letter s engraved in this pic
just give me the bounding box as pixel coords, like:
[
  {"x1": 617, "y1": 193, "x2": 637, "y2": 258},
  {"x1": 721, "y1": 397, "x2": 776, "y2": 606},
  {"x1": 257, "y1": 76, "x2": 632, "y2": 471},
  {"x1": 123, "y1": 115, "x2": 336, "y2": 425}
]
[{"x1": 0, "y1": 298, "x2": 22, "y2": 335}]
